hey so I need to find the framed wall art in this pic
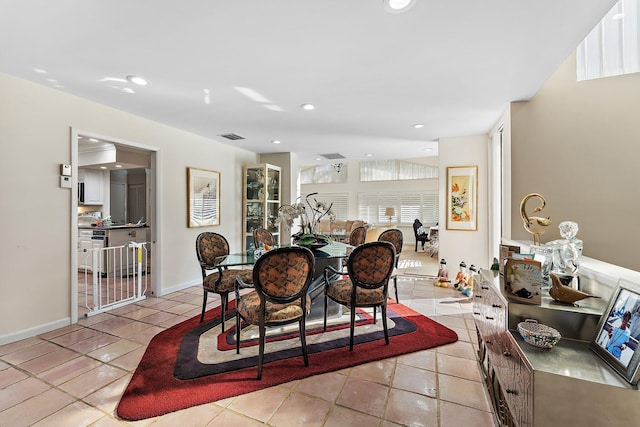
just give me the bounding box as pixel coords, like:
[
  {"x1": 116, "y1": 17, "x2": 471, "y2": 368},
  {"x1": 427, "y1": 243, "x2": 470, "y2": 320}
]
[
  {"x1": 590, "y1": 281, "x2": 640, "y2": 385},
  {"x1": 187, "y1": 167, "x2": 220, "y2": 228},
  {"x1": 446, "y1": 166, "x2": 478, "y2": 231}
]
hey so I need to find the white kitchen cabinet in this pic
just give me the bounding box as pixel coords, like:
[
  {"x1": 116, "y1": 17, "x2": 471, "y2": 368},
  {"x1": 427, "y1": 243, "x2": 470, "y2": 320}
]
[
  {"x1": 78, "y1": 229, "x2": 102, "y2": 271},
  {"x1": 81, "y1": 169, "x2": 104, "y2": 205}
]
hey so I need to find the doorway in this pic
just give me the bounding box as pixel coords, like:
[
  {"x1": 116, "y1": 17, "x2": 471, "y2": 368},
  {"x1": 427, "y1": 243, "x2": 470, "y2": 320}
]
[{"x1": 71, "y1": 128, "x2": 161, "y2": 323}]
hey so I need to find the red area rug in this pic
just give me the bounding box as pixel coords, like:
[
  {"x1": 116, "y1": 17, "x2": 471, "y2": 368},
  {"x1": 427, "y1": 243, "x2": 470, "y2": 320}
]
[{"x1": 116, "y1": 301, "x2": 458, "y2": 421}]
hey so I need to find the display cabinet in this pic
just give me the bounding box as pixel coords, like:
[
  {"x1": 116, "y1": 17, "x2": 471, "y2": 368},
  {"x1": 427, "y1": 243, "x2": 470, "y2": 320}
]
[{"x1": 243, "y1": 163, "x2": 281, "y2": 252}]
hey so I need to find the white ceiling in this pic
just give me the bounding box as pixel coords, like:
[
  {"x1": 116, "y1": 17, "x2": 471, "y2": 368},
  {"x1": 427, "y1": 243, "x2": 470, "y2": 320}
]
[{"x1": 0, "y1": 0, "x2": 616, "y2": 165}]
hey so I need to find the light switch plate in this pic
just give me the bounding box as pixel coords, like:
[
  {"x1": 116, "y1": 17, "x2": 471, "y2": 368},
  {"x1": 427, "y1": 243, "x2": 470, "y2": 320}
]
[{"x1": 60, "y1": 175, "x2": 72, "y2": 188}]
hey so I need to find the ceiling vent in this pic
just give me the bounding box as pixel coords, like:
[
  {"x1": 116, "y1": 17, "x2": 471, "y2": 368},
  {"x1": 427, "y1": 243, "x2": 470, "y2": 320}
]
[
  {"x1": 319, "y1": 153, "x2": 346, "y2": 160},
  {"x1": 218, "y1": 133, "x2": 245, "y2": 141}
]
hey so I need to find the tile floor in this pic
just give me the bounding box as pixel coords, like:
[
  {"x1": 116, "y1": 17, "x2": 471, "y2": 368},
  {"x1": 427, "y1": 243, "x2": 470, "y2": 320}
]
[{"x1": 0, "y1": 248, "x2": 497, "y2": 427}]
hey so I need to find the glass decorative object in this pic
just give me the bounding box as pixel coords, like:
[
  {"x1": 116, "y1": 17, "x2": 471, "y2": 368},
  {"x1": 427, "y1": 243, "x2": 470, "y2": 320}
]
[{"x1": 545, "y1": 221, "x2": 583, "y2": 276}]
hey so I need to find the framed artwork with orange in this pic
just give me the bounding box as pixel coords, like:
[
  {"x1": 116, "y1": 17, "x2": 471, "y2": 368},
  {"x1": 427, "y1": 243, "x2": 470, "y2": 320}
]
[{"x1": 446, "y1": 166, "x2": 477, "y2": 231}]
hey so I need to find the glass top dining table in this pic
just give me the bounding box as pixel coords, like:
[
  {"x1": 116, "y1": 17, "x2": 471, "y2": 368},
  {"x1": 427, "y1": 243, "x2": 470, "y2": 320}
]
[{"x1": 214, "y1": 241, "x2": 353, "y2": 267}]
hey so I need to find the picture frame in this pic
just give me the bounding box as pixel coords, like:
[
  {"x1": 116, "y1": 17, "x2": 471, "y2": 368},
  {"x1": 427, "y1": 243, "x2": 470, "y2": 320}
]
[
  {"x1": 446, "y1": 166, "x2": 478, "y2": 231},
  {"x1": 187, "y1": 167, "x2": 220, "y2": 228},
  {"x1": 590, "y1": 281, "x2": 640, "y2": 385},
  {"x1": 503, "y1": 257, "x2": 542, "y2": 305}
]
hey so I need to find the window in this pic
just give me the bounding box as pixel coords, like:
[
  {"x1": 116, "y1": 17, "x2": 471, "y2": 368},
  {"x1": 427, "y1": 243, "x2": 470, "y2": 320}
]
[
  {"x1": 300, "y1": 164, "x2": 347, "y2": 184},
  {"x1": 577, "y1": 0, "x2": 640, "y2": 81},
  {"x1": 357, "y1": 192, "x2": 439, "y2": 225},
  {"x1": 319, "y1": 192, "x2": 349, "y2": 221},
  {"x1": 359, "y1": 160, "x2": 438, "y2": 182}
]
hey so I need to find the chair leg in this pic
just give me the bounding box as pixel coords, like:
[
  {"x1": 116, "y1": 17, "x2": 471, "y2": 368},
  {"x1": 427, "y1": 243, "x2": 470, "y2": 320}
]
[
  {"x1": 220, "y1": 292, "x2": 228, "y2": 333},
  {"x1": 323, "y1": 293, "x2": 328, "y2": 331},
  {"x1": 349, "y1": 305, "x2": 356, "y2": 351},
  {"x1": 299, "y1": 317, "x2": 309, "y2": 367},
  {"x1": 394, "y1": 276, "x2": 399, "y2": 303},
  {"x1": 382, "y1": 303, "x2": 389, "y2": 345},
  {"x1": 200, "y1": 291, "x2": 208, "y2": 323},
  {"x1": 235, "y1": 312, "x2": 241, "y2": 354},
  {"x1": 258, "y1": 323, "x2": 266, "y2": 380}
]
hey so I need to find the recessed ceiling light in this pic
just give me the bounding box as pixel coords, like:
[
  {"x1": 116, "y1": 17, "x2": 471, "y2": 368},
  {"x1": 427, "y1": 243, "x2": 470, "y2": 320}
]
[
  {"x1": 383, "y1": 0, "x2": 416, "y2": 13},
  {"x1": 300, "y1": 103, "x2": 315, "y2": 111},
  {"x1": 271, "y1": 140, "x2": 281, "y2": 144},
  {"x1": 413, "y1": 124, "x2": 424, "y2": 129},
  {"x1": 126, "y1": 75, "x2": 150, "y2": 86},
  {"x1": 115, "y1": 164, "x2": 123, "y2": 168},
  {"x1": 365, "y1": 153, "x2": 373, "y2": 157},
  {"x1": 423, "y1": 148, "x2": 432, "y2": 152},
  {"x1": 100, "y1": 166, "x2": 108, "y2": 169},
  {"x1": 315, "y1": 158, "x2": 322, "y2": 161},
  {"x1": 89, "y1": 138, "x2": 99, "y2": 142}
]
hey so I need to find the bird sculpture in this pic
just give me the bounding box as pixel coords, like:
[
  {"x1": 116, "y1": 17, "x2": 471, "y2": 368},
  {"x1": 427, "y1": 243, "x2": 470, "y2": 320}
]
[
  {"x1": 520, "y1": 193, "x2": 552, "y2": 246},
  {"x1": 549, "y1": 273, "x2": 599, "y2": 305}
]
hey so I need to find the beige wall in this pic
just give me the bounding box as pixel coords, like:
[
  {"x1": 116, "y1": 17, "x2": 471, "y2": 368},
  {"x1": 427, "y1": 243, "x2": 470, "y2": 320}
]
[
  {"x1": 0, "y1": 73, "x2": 258, "y2": 342},
  {"x1": 438, "y1": 135, "x2": 489, "y2": 271},
  {"x1": 510, "y1": 53, "x2": 640, "y2": 270}
]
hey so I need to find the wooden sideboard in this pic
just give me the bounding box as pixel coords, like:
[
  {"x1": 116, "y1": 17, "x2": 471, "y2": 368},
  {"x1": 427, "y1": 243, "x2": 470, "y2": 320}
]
[{"x1": 474, "y1": 269, "x2": 640, "y2": 427}]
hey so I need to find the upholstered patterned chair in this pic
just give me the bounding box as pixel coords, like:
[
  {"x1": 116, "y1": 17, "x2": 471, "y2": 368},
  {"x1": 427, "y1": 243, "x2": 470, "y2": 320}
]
[
  {"x1": 378, "y1": 228, "x2": 403, "y2": 302},
  {"x1": 253, "y1": 227, "x2": 275, "y2": 248},
  {"x1": 234, "y1": 246, "x2": 315, "y2": 379},
  {"x1": 349, "y1": 226, "x2": 367, "y2": 246},
  {"x1": 195, "y1": 232, "x2": 253, "y2": 331},
  {"x1": 322, "y1": 241, "x2": 396, "y2": 351}
]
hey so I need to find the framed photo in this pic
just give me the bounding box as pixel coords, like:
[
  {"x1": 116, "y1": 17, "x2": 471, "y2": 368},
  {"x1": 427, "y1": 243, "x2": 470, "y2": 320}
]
[
  {"x1": 503, "y1": 258, "x2": 542, "y2": 305},
  {"x1": 187, "y1": 167, "x2": 220, "y2": 228},
  {"x1": 590, "y1": 281, "x2": 640, "y2": 385},
  {"x1": 446, "y1": 166, "x2": 478, "y2": 231}
]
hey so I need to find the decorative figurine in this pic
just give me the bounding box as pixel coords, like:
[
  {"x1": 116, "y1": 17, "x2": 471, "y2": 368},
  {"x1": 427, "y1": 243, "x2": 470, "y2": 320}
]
[
  {"x1": 454, "y1": 262, "x2": 469, "y2": 290},
  {"x1": 490, "y1": 257, "x2": 499, "y2": 271},
  {"x1": 461, "y1": 264, "x2": 477, "y2": 297},
  {"x1": 435, "y1": 259, "x2": 450, "y2": 287},
  {"x1": 549, "y1": 272, "x2": 599, "y2": 305},
  {"x1": 520, "y1": 193, "x2": 552, "y2": 246}
]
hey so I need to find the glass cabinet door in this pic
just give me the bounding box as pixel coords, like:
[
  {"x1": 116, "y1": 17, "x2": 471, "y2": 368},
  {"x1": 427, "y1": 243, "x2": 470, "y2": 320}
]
[{"x1": 243, "y1": 163, "x2": 281, "y2": 251}]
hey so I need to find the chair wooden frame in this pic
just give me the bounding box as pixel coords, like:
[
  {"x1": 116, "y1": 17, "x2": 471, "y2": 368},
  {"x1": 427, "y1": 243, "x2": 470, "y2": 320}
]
[
  {"x1": 322, "y1": 241, "x2": 396, "y2": 351},
  {"x1": 378, "y1": 228, "x2": 403, "y2": 302},
  {"x1": 349, "y1": 225, "x2": 367, "y2": 246},
  {"x1": 253, "y1": 227, "x2": 275, "y2": 248},
  {"x1": 195, "y1": 232, "x2": 252, "y2": 332},
  {"x1": 234, "y1": 246, "x2": 315, "y2": 379}
]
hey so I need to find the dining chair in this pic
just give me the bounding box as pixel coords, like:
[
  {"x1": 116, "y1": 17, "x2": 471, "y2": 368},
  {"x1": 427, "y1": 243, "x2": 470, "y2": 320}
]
[
  {"x1": 377, "y1": 228, "x2": 403, "y2": 302},
  {"x1": 322, "y1": 241, "x2": 396, "y2": 351},
  {"x1": 413, "y1": 218, "x2": 429, "y2": 252},
  {"x1": 195, "y1": 232, "x2": 253, "y2": 332},
  {"x1": 349, "y1": 225, "x2": 367, "y2": 246},
  {"x1": 234, "y1": 246, "x2": 315, "y2": 379},
  {"x1": 253, "y1": 227, "x2": 275, "y2": 248}
]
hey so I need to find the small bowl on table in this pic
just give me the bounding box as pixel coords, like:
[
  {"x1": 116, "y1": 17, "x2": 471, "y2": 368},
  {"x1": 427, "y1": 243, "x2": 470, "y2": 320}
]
[{"x1": 517, "y1": 319, "x2": 561, "y2": 349}]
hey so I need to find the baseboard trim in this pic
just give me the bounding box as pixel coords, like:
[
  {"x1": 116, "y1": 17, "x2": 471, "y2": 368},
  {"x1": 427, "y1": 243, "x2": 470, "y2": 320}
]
[
  {"x1": 0, "y1": 317, "x2": 71, "y2": 346},
  {"x1": 158, "y1": 279, "x2": 200, "y2": 297}
]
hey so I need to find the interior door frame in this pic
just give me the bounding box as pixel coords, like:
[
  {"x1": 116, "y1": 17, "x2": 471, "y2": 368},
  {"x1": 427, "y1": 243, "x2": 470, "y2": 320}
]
[{"x1": 70, "y1": 128, "x2": 162, "y2": 323}]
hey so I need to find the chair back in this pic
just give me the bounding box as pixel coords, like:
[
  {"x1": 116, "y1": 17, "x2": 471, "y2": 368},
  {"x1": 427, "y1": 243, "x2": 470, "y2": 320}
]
[
  {"x1": 196, "y1": 232, "x2": 230, "y2": 267},
  {"x1": 413, "y1": 219, "x2": 425, "y2": 237},
  {"x1": 252, "y1": 246, "x2": 315, "y2": 304},
  {"x1": 253, "y1": 227, "x2": 275, "y2": 248},
  {"x1": 378, "y1": 229, "x2": 403, "y2": 256},
  {"x1": 349, "y1": 226, "x2": 366, "y2": 246},
  {"x1": 346, "y1": 241, "x2": 395, "y2": 290}
]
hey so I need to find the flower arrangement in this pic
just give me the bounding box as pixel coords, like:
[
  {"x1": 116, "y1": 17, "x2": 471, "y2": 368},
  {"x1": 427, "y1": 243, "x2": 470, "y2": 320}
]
[
  {"x1": 450, "y1": 182, "x2": 470, "y2": 222},
  {"x1": 278, "y1": 192, "x2": 335, "y2": 247}
]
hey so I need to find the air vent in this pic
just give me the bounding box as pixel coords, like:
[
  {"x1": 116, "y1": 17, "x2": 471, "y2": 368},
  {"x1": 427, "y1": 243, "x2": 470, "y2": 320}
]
[
  {"x1": 218, "y1": 133, "x2": 245, "y2": 141},
  {"x1": 319, "y1": 153, "x2": 346, "y2": 160}
]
